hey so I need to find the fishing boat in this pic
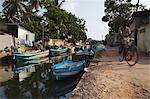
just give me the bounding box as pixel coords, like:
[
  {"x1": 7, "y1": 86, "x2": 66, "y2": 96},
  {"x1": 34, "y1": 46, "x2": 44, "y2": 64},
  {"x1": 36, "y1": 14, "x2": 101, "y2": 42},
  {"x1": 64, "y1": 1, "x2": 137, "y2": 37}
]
[
  {"x1": 13, "y1": 64, "x2": 33, "y2": 73},
  {"x1": 14, "y1": 50, "x2": 49, "y2": 61},
  {"x1": 52, "y1": 74, "x2": 81, "y2": 97},
  {"x1": 15, "y1": 58, "x2": 49, "y2": 66},
  {"x1": 50, "y1": 47, "x2": 68, "y2": 53},
  {"x1": 13, "y1": 64, "x2": 36, "y2": 82},
  {"x1": 13, "y1": 50, "x2": 41, "y2": 56},
  {"x1": 52, "y1": 60, "x2": 85, "y2": 79},
  {"x1": 76, "y1": 49, "x2": 95, "y2": 56}
]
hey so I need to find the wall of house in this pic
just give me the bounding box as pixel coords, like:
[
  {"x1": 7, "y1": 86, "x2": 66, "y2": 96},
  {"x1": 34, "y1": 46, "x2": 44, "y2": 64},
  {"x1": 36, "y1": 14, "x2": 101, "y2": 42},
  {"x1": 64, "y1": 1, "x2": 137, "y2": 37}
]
[
  {"x1": 18, "y1": 26, "x2": 35, "y2": 46},
  {"x1": 138, "y1": 24, "x2": 150, "y2": 53},
  {"x1": 0, "y1": 33, "x2": 18, "y2": 50},
  {"x1": 130, "y1": 20, "x2": 136, "y2": 31}
]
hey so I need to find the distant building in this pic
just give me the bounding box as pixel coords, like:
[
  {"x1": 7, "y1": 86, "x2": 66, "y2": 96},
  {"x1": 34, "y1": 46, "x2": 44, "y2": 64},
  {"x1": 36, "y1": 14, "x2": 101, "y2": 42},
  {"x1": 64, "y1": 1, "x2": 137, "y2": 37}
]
[
  {"x1": 130, "y1": 10, "x2": 150, "y2": 54},
  {"x1": 0, "y1": 23, "x2": 35, "y2": 50},
  {"x1": 47, "y1": 39, "x2": 66, "y2": 46}
]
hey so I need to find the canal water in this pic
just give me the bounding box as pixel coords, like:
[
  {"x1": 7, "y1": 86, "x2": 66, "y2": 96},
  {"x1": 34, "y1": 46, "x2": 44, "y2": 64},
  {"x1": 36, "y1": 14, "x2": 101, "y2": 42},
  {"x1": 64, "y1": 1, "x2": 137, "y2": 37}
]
[{"x1": 0, "y1": 56, "x2": 85, "y2": 99}]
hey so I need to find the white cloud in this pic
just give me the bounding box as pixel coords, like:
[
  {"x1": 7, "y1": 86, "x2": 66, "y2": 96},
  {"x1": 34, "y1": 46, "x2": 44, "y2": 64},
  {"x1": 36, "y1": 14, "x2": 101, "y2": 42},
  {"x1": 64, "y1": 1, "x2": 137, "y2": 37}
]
[{"x1": 61, "y1": 0, "x2": 78, "y2": 13}]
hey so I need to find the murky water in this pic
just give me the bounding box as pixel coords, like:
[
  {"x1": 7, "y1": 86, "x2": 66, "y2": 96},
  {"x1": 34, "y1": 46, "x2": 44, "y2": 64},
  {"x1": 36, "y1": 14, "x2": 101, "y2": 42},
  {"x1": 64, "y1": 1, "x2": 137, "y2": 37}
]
[{"x1": 0, "y1": 56, "x2": 84, "y2": 99}]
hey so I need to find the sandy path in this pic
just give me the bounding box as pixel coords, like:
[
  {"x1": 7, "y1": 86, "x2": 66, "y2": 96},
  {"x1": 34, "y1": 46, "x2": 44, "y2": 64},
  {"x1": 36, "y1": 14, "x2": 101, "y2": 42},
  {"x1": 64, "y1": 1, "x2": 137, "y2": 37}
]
[{"x1": 71, "y1": 47, "x2": 150, "y2": 99}]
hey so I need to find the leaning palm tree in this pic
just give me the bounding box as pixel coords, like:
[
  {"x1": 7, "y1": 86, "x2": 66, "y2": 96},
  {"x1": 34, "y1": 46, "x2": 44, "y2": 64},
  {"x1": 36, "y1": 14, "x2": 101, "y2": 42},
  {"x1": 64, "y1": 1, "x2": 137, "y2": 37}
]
[
  {"x1": 2, "y1": 0, "x2": 27, "y2": 47},
  {"x1": 52, "y1": 0, "x2": 65, "y2": 7},
  {"x1": 28, "y1": 0, "x2": 41, "y2": 10},
  {"x1": 2, "y1": 0, "x2": 26, "y2": 22}
]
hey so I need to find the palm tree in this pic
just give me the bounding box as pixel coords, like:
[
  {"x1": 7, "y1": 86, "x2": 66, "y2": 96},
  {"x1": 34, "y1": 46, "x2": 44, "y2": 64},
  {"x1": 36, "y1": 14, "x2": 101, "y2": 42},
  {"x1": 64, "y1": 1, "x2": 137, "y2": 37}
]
[
  {"x1": 51, "y1": 0, "x2": 65, "y2": 7},
  {"x1": 2, "y1": 0, "x2": 26, "y2": 22},
  {"x1": 28, "y1": 0, "x2": 41, "y2": 10},
  {"x1": 2, "y1": 0, "x2": 27, "y2": 47},
  {"x1": 136, "y1": 0, "x2": 140, "y2": 11}
]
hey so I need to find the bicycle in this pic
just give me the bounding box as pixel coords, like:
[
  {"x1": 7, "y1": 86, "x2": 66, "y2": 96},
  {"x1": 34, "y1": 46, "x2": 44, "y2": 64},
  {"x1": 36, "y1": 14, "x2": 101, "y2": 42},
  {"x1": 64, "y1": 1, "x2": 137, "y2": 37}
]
[{"x1": 118, "y1": 36, "x2": 139, "y2": 66}]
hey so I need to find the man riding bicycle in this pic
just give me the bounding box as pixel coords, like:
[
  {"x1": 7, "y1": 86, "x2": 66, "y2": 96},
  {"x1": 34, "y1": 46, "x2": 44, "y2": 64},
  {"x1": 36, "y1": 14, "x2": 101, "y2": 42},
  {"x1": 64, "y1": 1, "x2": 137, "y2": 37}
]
[
  {"x1": 118, "y1": 20, "x2": 131, "y2": 44},
  {"x1": 118, "y1": 20, "x2": 138, "y2": 66},
  {"x1": 118, "y1": 20, "x2": 131, "y2": 61}
]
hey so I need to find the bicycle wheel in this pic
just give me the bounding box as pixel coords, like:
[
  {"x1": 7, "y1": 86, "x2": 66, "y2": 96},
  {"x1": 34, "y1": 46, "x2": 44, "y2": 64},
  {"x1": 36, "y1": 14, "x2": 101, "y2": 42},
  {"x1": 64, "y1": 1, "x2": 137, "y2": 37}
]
[
  {"x1": 118, "y1": 45, "x2": 124, "y2": 62},
  {"x1": 126, "y1": 45, "x2": 139, "y2": 66}
]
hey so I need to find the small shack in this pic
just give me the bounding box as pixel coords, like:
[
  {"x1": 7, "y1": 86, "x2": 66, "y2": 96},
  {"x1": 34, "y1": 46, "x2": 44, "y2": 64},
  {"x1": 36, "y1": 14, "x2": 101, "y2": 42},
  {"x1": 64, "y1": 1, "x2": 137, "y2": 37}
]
[
  {"x1": 0, "y1": 23, "x2": 35, "y2": 50},
  {"x1": 130, "y1": 10, "x2": 150, "y2": 55}
]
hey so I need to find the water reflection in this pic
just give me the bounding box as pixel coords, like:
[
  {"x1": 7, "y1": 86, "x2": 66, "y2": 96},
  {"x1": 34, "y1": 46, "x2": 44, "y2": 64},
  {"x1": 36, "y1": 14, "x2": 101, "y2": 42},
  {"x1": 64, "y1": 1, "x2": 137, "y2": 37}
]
[{"x1": 0, "y1": 56, "x2": 83, "y2": 98}]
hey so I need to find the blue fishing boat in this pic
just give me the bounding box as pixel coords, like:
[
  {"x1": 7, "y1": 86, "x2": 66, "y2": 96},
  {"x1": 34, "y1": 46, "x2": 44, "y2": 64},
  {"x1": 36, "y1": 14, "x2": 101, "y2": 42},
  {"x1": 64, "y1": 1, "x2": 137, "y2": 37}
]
[
  {"x1": 52, "y1": 60, "x2": 85, "y2": 79},
  {"x1": 14, "y1": 50, "x2": 49, "y2": 61},
  {"x1": 50, "y1": 47, "x2": 68, "y2": 53},
  {"x1": 13, "y1": 50, "x2": 41, "y2": 57},
  {"x1": 13, "y1": 64, "x2": 33, "y2": 73},
  {"x1": 13, "y1": 64, "x2": 36, "y2": 82},
  {"x1": 15, "y1": 58, "x2": 49, "y2": 66}
]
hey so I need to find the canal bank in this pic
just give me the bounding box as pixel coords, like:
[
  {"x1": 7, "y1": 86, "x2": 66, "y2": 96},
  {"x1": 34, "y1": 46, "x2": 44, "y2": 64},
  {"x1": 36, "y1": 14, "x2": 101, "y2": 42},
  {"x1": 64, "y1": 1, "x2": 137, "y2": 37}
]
[
  {"x1": 71, "y1": 47, "x2": 150, "y2": 99},
  {"x1": 0, "y1": 52, "x2": 13, "y2": 83}
]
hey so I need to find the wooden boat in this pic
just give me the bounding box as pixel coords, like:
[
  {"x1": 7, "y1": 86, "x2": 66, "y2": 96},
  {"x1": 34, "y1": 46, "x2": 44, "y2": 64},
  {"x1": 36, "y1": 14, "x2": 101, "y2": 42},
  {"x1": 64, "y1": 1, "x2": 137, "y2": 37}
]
[
  {"x1": 52, "y1": 74, "x2": 81, "y2": 97},
  {"x1": 52, "y1": 60, "x2": 85, "y2": 79},
  {"x1": 76, "y1": 49, "x2": 95, "y2": 56},
  {"x1": 12, "y1": 64, "x2": 36, "y2": 82},
  {"x1": 15, "y1": 50, "x2": 49, "y2": 61},
  {"x1": 50, "y1": 47, "x2": 68, "y2": 53},
  {"x1": 15, "y1": 58, "x2": 49, "y2": 66},
  {"x1": 13, "y1": 64, "x2": 33, "y2": 73},
  {"x1": 13, "y1": 50, "x2": 41, "y2": 57}
]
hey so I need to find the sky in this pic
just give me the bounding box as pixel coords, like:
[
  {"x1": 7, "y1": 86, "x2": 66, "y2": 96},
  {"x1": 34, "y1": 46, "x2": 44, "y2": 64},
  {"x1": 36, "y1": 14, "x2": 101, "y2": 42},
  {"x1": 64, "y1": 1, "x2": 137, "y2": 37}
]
[
  {"x1": 61, "y1": 0, "x2": 150, "y2": 40},
  {"x1": 61, "y1": 0, "x2": 108, "y2": 40},
  {"x1": 0, "y1": 0, "x2": 150, "y2": 40}
]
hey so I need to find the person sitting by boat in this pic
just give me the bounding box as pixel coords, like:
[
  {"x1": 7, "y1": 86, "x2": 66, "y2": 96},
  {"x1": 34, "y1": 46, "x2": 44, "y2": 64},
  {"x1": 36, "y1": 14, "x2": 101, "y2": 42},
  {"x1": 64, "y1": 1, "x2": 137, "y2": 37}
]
[{"x1": 67, "y1": 46, "x2": 75, "y2": 61}]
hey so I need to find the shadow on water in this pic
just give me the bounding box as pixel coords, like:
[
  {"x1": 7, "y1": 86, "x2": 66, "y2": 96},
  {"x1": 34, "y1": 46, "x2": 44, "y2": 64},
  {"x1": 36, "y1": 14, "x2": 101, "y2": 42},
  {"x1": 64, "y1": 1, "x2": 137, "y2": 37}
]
[{"x1": 0, "y1": 56, "x2": 84, "y2": 99}]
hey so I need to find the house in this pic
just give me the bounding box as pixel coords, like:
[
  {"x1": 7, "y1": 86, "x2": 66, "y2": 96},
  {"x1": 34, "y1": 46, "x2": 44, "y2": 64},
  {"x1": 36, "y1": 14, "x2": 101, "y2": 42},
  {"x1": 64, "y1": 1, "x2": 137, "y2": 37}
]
[
  {"x1": 0, "y1": 23, "x2": 35, "y2": 50},
  {"x1": 130, "y1": 10, "x2": 150, "y2": 55},
  {"x1": 0, "y1": 31, "x2": 15, "y2": 50}
]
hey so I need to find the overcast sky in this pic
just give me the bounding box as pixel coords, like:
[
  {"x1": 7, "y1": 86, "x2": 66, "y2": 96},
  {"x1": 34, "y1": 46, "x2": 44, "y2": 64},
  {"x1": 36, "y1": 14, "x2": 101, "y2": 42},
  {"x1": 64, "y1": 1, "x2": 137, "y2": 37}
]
[
  {"x1": 0, "y1": 0, "x2": 150, "y2": 40},
  {"x1": 61, "y1": 0, "x2": 150, "y2": 40}
]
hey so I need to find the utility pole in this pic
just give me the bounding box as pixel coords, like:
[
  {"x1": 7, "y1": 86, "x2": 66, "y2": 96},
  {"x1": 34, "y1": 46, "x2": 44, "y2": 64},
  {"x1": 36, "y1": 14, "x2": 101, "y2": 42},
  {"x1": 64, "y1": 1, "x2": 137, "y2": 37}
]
[
  {"x1": 40, "y1": 17, "x2": 48, "y2": 48},
  {"x1": 134, "y1": 0, "x2": 140, "y2": 46}
]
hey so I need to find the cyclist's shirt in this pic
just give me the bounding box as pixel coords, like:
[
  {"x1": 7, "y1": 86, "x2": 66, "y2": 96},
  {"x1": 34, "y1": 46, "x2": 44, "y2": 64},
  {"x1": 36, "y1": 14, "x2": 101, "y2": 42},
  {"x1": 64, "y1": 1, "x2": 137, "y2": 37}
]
[{"x1": 119, "y1": 26, "x2": 131, "y2": 37}]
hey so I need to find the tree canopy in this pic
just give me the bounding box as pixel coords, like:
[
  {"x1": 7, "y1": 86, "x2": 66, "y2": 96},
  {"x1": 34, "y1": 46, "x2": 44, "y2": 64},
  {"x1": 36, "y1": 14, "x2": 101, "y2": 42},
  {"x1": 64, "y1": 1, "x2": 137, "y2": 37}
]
[
  {"x1": 102, "y1": 0, "x2": 145, "y2": 34},
  {"x1": 0, "y1": 0, "x2": 87, "y2": 42}
]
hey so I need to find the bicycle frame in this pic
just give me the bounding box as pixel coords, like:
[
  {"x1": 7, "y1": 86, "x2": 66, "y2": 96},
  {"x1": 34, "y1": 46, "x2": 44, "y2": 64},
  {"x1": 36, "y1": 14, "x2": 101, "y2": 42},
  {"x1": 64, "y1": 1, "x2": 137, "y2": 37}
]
[{"x1": 119, "y1": 37, "x2": 135, "y2": 61}]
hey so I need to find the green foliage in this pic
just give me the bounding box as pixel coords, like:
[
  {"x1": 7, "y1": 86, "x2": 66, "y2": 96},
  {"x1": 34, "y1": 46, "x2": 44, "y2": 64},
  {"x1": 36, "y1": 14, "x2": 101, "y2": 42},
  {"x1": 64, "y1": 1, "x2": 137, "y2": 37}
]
[
  {"x1": 43, "y1": 3, "x2": 87, "y2": 41},
  {"x1": 102, "y1": 0, "x2": 145, "y2": 33},
  {"x1": 0, "y1": 0, "x2": 87, "y2": 42},
  {"x1": 2, "y1": 0, "x2": 26, "y2": 22}
]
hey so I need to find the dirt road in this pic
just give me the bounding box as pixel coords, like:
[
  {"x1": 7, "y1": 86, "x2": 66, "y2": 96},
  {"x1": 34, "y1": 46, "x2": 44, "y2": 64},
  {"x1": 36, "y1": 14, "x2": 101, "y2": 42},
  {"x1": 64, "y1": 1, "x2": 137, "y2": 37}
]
[{"x1": 71, "y1": 47, "x2": 150, "y2": 99}]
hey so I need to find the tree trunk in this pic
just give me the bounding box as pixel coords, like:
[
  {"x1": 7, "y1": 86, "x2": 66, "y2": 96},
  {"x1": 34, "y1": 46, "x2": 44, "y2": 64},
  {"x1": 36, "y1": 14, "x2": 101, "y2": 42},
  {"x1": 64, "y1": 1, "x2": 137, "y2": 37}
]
[{"x1": 136, "y1": 0, "x2": 140, "y2": 12}]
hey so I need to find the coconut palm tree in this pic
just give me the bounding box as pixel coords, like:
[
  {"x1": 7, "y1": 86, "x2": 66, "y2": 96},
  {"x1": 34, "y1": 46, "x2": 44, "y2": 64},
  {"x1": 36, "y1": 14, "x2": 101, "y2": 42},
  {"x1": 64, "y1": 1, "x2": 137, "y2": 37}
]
[
  {"x1": 53, "y1": 0, "x2": 65, "y2": 7},
  {"x1": 28, "y1": 0, "x2": 42, "y2": 10},
  {"x1": 136, "y1": 0, "x2": 140, "y2": 11},
  {"x1": 2, "y1": 0, "x2": 26, "y2": 22}
]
